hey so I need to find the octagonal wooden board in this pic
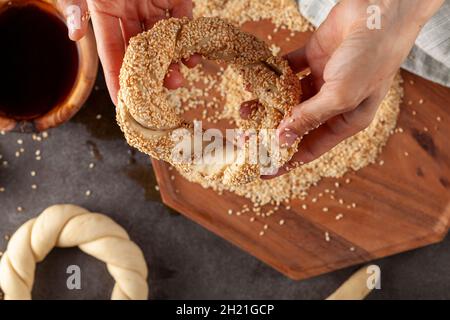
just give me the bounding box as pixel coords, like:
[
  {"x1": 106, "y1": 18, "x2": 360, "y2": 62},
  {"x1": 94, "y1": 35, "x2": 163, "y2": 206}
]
[{"x1": 152, "y1": 20, "x2": 450, "y2": 280}]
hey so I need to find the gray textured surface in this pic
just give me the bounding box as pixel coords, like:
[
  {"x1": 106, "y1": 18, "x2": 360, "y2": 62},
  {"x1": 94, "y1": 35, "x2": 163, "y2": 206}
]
[{"x1": 1, "y1": 72, "x2": 450, "y2": 300}]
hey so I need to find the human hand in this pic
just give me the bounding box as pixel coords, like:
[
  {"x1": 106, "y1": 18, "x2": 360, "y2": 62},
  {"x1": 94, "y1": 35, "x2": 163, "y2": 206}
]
[
  {"x1": 57, "y1": 0, "x2": 201, "y2": 105},
  {"x1": 254, "y1": 0, "x2": 443, "y2": 178}
]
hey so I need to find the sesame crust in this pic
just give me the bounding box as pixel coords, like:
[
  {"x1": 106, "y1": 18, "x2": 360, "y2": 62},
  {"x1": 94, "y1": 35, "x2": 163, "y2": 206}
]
[{"x1": 117, "y1": 17, "x2": 301, "y2": 186}]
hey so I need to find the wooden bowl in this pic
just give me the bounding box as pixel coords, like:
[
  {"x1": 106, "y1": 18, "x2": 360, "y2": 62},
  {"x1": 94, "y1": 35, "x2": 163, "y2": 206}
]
[{"x1": 0, "y1": 0, "x2": 98, "y2": 132}]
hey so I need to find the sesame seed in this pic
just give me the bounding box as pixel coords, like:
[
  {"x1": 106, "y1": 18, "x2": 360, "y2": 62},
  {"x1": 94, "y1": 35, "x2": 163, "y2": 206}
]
[
  {"x1": 259, "y1": 231, "x2": 265, "y2": 236},
  {"x1": 335, "y1": 213, "x2": 344, "y2": 220},
  {"x1": 85, "y1": 190, "x2": 91, "y2": 197},
  {"x1": 155, "y1": 185, "x2": 160, "y2": 191},
  {"x1": 0, "y1": 187, "x2": 5, "y2": 192},
  {"x1": 17, "y1": 207, "x2": 23, "y2": 212},
  {"x1": 17, "y1": 139, "x2": 23, "y2": 145},
  {"x1": 279, "y1": 219, "x2": 285, "y2": 225},
  {"x1": 30, "y1": 171, "x2": 36, "y2": 176},
  {"x1": 31, "y1": 184, "x2": 37, "y2": 190}
]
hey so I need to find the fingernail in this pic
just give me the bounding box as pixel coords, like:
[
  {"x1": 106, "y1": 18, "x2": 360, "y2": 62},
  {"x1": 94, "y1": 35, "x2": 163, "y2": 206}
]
[{"x1": 279, "y1": 130, "x2": 298, "y2": 147}]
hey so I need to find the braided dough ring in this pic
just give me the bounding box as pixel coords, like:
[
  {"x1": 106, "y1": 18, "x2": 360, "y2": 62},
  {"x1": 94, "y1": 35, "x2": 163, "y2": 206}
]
[
  {"x1": 117, "y1": 17, "x2": 302, "y2": 185},
  {"x1": 0, "y1": 205, "x2": 148, "y2": 300}
]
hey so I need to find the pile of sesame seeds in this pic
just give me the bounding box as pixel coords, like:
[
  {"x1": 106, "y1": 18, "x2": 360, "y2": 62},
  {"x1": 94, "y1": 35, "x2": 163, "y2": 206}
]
[{"x1": 171, "y1": 0, "x2": 404, "y2": 208}]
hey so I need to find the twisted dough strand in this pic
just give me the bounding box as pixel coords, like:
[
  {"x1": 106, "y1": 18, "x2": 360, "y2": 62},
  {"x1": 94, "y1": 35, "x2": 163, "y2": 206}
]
[{"x1": 0, "y1": 204, "x2": 148, "y2": 300}]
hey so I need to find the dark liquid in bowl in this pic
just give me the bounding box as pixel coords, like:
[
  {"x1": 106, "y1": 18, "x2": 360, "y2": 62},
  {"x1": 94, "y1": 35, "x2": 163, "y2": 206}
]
[{"x1": 0, "y1": 2, "x2": 79, "y2": 120}]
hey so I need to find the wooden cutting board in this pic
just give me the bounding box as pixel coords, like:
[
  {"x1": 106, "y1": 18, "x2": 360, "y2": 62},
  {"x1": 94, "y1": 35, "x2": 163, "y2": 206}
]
[{"x1": 152, "y1": 20, "x2": 450, "y2": 280}]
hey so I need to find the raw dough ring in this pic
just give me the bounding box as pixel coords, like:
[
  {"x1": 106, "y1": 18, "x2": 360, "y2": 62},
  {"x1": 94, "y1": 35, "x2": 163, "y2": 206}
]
[
  {"x1": 117, "y1": 17, "x2": 302, "y2": 185},
  {"x1": 0, "y1": 204, "x2": 148, "y2": 300}
]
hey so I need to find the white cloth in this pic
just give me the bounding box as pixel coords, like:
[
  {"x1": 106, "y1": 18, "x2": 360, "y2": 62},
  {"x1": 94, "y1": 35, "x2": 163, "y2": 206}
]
[{"x1": 297, "y1": 0, "x2": 450, "y2": 87}]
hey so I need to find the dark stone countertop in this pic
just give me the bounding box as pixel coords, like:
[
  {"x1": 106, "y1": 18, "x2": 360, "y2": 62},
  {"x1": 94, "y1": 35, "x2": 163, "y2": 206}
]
[{"x1": 1, "y1": 72, "x2": 449, "y2": 300}]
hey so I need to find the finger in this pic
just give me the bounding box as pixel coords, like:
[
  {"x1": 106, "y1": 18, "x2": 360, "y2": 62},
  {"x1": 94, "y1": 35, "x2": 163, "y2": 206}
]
[
  {"x1": 290, "y1": 96, "x2": 379, "y2": 165},
  {"x1": 171, "y1": 0, "x2": 193, "y2": 19},
  {"x1": 284, "y1": 47, "x2": 308, "y2": 73},
  {"x1": 88, "y1": 8, "x2": 124, "y2": 105},
  {"x1": 119, "y1": 18, "x2": 143, "y2": 46},
  {"x1": 239, "y1": 99, "x2": 261, "y2": 120},
  {"x1": 182, "y1": 54, "x2": 202, "y2": 68},
  {"x1": 143, "y1": 14, "x2": 167, "y2": 30},
  {"x1": 57, "y1": 0, "x2": 89, "y2": 41},
  {"x1": 164, "y1": 63, "x2": 185, "y2": 89},
  {"x1": 262, "y1": 96, "x2": 378, "y2": 180},
  {"x1": 278, "y1": 82, "x2": 362, "y2": 146}
]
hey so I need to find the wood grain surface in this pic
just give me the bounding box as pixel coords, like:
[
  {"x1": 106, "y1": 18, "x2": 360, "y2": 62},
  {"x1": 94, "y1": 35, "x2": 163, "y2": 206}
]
[{"x1": 152, "y1": 20, "x2": 450, "y2": 280}]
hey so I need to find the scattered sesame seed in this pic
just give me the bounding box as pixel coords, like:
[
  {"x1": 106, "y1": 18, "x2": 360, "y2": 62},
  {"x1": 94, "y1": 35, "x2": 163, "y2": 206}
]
[
  {"x1": 17, "y1": 139, "x2": 23, "y2": 145},
  {"x1": 96, "y1": 114, "x2": 102, "y2": 120},
  {"x1": 85, "y1": 190, "x2": 91, "y2": 197},
  {"x1": 404, "y1": 151, "x2": 409, "y2": 157},
  {"x1": 30, "y1": 171, "x2": 36, "y2": 177},
  {"x1": 31, "y1": 184, "x2": 37, "y2": 190},
  {"x1": 16, "y1": 207, "x2": 23, "y2": 212},
  {"x1": 155, "y1": 185, "x2": 160, "y2": 191},
  {"x1": 419, "y1": 99, "x2": 424, "y2": 104},
  {"x1": 335, "y1": 213, "x2": 344, "y2": 220},
  {"x1": 89, "y1": 163, "x2": 95, "y2": 169},
  {"x1": 350, "y1": 247, "x2": 356, "y2": 252},
  {"x1": 279, "y1": 219, "x2": 285, "y2": 225},
  {"x1": 325, "y1": 232, "x2": 330, "y2": 242},
  {"x1": 436, "y1": 116, "x2": 441, "y2": 122},
  {"x1": 259, "y1": 231, "x2": 265, "y2": 236},
  {"x1": 322, "y1": 207, "x2": 329, "y2": 212},
  {"x1": 0, "y1": 187, "x2": 5, "y2": 192}
]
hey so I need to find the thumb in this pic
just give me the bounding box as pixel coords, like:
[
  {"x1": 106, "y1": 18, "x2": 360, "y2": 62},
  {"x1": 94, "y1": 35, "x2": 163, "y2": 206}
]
[
  {"x1": 278, "y1": 83, "x2": 360, "y2": 146},
  {"x1": 57, "y1": 0, "x2": 89, "y2": 41}
]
